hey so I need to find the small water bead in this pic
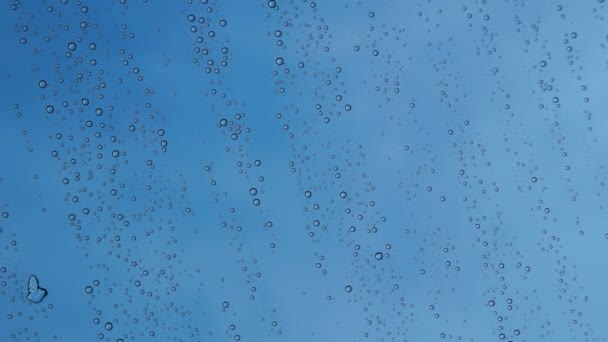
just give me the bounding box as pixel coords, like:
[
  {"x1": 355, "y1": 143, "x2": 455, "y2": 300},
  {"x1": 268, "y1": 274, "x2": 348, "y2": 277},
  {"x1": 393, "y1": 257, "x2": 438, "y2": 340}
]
[
  {"x1": 345, "y1": 285, "x2": 352, "y2": 292},
  {"x1": 374, "y1": 252, "x2": 384, "y2": 260},
  {"x1": 38, "y1": 80, "x2": 47, "y2": 88},
  {"x1": 275, "y1": 57, "x2": 284, "y2": 65},
  {"x1": 104, "y1": 322, "x2": 113, "y2": 330}
]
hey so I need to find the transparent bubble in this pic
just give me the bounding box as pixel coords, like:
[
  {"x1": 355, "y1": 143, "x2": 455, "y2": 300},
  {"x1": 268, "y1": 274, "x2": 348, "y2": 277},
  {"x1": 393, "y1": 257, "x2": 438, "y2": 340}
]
[
  {"x1": 67, "y1": 42, "x2": 77, "y2": 51},
  {"x1": 38, "y1": 80, "x2": 47, "y2": 88},
  {"x1": 104, "y1": 322, "x2": 113, "y2": 330},
  {"x1": 45, "y1": 105, "x2": 54, "y2": 114},
  {"x1": 374, "y1": 252, "x2": 383, "y2": 260},
  {"x1": 345, "y1": 285, "x2": 352, "y2": 292},
  {"x1": 276, "y1": 57, "x2": 284, "y2": 65}
]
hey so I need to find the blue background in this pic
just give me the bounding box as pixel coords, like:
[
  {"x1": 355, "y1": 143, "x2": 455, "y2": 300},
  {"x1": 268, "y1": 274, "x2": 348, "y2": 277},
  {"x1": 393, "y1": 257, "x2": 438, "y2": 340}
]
[{"x1": 2, "y1": 0, "x2": 608, "y2": 341}]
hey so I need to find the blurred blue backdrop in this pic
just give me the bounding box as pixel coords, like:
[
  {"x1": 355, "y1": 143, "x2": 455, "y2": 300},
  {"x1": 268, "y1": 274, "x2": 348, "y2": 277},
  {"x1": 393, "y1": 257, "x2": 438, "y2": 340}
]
[{"x1": 2, "y1": 0, "x2": 608, "y2": 341}]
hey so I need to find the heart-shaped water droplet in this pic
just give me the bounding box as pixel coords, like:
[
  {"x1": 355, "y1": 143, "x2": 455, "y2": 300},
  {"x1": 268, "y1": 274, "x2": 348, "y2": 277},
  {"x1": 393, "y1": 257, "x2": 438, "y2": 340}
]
[{"x1": 26, "y1": 275, "x2": 48, "y2": 304}]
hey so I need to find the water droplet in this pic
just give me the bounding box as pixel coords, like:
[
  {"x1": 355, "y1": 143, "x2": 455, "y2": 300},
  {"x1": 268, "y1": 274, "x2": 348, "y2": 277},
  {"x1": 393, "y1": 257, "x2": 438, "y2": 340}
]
[{"x1": 26, "y1": 275, "x2": 48, "y2": 304}]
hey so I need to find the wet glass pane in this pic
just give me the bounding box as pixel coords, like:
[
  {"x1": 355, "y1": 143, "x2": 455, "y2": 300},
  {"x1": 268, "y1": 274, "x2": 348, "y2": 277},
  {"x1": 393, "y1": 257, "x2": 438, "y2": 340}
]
[{"x1": 1, "y1": 1, "x2": 607, "y2": 341}]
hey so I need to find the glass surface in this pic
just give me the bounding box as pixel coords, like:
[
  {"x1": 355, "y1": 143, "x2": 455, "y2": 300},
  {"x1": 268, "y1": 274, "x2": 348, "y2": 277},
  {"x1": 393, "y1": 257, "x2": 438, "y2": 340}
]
[{"x1": 2, "y1": 1, "x2": 608, "y2": 341}]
